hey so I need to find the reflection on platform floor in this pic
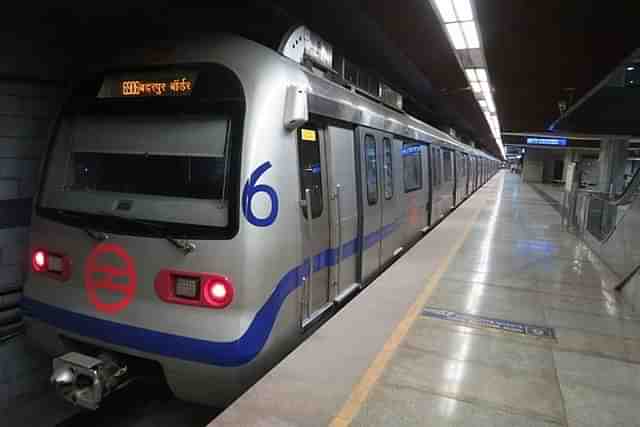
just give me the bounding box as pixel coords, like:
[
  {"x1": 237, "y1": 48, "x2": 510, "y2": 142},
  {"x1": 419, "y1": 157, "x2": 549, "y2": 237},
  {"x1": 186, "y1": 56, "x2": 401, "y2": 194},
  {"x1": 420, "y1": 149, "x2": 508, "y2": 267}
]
[{"x1": 352, "y1": 173, "x2": 640, "y2": 427}]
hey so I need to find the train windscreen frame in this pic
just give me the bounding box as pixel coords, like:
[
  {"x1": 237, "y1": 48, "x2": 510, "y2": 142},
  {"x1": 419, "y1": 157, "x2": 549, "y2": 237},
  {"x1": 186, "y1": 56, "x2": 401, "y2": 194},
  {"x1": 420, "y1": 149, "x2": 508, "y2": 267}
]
[{"x1": 36, "y1": 64, "x2": 245, "y2": 240}]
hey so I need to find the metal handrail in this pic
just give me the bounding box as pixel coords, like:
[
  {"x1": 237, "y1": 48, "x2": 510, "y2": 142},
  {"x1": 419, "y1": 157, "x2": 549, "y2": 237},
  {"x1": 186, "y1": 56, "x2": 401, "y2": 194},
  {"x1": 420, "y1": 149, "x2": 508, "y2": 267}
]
[
  {"x1": 586, "y1": 166, "x2": 640, "y2": 206},
  {"x1": 334, "y1": 184, "x2": 342, "y2": 296},
  {"x1": 577, "y1": 168, "x2": 640, "y2": 244},
  {"x1": 304, "y1": 188, "x2": 314, "y2": 318}
]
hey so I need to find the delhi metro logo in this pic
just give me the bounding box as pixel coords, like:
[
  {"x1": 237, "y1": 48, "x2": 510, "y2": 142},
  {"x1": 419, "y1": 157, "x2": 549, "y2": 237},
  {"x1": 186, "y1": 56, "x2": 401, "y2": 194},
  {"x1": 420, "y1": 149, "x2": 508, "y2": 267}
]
[{"x1": 84, "y1": 243, "x2": 137, "y2": 315}]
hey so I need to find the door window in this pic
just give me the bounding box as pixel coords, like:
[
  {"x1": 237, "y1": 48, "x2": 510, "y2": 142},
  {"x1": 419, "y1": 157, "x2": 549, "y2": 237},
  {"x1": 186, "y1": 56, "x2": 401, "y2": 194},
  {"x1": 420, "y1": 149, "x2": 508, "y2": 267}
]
[
  {"x1": 383, "y1": 138, "x2": 393, "y2": 200},
  {"x1": 433, "y1": 147, "x2": 441, "y2": 187},
  {"x1": 403, "y1": 142, "x2": 423, "y2": 192},
  {"x1": 365, "y1": 135, "x2": 378, "y2": 205},
  {"x1": 442, "y1": 149, "x2": 453, "y2": 182}
]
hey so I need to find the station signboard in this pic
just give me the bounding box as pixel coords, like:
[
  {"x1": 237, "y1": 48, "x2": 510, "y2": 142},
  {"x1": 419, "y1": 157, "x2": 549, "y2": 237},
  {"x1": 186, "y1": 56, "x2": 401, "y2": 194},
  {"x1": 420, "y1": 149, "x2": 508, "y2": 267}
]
[{"x1": 526, "y1": 137, "x2": 568, "y2": 147}]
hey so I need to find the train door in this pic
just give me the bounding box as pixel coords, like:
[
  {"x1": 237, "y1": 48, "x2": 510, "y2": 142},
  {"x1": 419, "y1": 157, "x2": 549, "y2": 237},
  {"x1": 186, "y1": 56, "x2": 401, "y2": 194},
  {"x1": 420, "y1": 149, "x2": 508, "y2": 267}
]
[
  {"x1": 455, "y1": 152, "x2": 464, "y2": 205},
  {"x1": 402, "y1": 141, "x2": 429, "y2": 241},
  {"x1": 357, "y1": 128, "x2": 383, "y2": 283},
  {"x1": 473, "y1": 156, "x2": 479, "y2": 190},
  {"x1": 483, "y1": 159, "x2": 487, "y2": 183},
  {"x1": 379, "y1": 136, "x2": 403, "y2": 266},
  {"x1": 469, "y1": 156, "x2": 476, "y2": 192},
  {"x1": 442, "y1": 148, "x2": 455, "y2": 210},
  {"x1": 325, "y1": 125, "x2": 360, "y2": 303},
  {"x1": 431, "y1": 145, "x2": 444, "y2": 222},
  {"x1": 463, "y1": 153, "x2": 470, "y2": 197},
  {"x1": 422, "y1": 144, "x2": 432, "y2": 228},
  {"x1": 297, "y1": 125, "x2": 332, "y2": 325},
  {"x1": 471, "y1": 156, "x2": 478, "y2": 192}
]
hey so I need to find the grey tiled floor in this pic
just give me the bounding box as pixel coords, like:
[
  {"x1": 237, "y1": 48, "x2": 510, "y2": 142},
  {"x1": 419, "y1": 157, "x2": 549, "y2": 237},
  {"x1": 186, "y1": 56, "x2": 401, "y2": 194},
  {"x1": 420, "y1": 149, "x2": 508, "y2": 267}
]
[{"x1": 352, "y1": 173, "x2": 640, "y2": 427}]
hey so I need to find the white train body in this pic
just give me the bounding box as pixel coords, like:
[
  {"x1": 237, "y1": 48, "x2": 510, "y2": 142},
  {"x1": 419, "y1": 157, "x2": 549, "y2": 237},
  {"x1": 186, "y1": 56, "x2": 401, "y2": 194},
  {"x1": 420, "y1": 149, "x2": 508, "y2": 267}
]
[{"x1": 22, "y1": 34, "x2": 499, "y2": 407}]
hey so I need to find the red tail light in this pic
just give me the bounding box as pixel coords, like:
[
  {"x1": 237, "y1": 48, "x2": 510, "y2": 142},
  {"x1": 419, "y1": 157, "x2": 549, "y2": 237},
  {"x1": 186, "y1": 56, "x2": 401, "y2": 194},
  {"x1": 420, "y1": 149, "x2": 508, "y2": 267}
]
[
  {"x1": 155, "y1": 270, "x2": 234, "y2": 309},
  {"x1": 31, "y1": 248, "x2": 72, "y2": 281},
  {"x1": 203, "y1": 279, "x2": 234, "y2": 308},
  {"x1": 32, "y1": 250, "x2": 47, "y2": 272}
]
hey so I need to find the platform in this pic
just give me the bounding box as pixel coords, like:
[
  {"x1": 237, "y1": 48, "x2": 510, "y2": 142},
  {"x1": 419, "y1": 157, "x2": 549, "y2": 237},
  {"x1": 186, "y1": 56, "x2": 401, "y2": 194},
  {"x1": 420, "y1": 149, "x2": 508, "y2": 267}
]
[{"x1": 211, "y1": 171, "x2": 640, "y2": 427}]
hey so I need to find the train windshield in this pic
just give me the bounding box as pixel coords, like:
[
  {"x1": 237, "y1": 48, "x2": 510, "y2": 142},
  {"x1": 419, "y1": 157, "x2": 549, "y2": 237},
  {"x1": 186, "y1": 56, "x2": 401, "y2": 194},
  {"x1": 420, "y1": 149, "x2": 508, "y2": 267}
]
[{"x1": 37, "y1": 65, "x2": 244, "y2": 238}]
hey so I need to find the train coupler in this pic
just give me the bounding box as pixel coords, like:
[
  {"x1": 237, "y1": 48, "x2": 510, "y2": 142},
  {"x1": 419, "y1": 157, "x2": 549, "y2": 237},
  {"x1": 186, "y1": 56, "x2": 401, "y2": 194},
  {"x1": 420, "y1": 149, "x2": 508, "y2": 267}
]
[{"x1": 50, "y1": 352, "x2": 131, "y2": 410}]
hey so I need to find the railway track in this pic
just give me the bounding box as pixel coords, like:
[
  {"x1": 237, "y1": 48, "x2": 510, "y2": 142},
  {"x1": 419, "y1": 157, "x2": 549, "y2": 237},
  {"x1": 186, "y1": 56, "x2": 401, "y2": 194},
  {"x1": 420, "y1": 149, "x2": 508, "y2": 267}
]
[{"x1": 55, "y1": 379, "x2": 219, "y2": 427}]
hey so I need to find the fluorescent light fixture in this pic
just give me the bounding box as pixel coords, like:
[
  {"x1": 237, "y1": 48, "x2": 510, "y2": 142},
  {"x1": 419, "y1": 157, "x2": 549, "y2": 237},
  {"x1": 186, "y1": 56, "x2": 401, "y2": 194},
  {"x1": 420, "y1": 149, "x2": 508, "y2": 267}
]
[
  {"x1": 485, "y1": 96, "x2": 496, "y2": 113},
  {"x1": 627, "y1": 66, "x2": 636, "y2": 71},
  {"x1": 482, "y1": 91, "x2": 493, "y2": 106},
  {"x1": 445, "y1": 22, "x2": 467, "y2": 49},
  {"x1": 471, "y1": 81, "x2": 482, "y2": 92},
  {"x1": 480, "y1": 80, "x2": 491, "y2": 95},
  {"x1": 453, "y1": 0, "x2": 474, "y2": 21},
  {"x1": 465, "y1": 68, "x2": 478, "y2": 82},
  {"x1": 434, "y1": 0, "x2": 457, "y2": 23},
  {"x1": 461, "y1": 21, "x2": 480, "y2": 49},
  {"x1": 475, "y1": 68, "x2": 488, "y2": 82},
  {"x1": 478, "y1": 99, "x2": 487, "y2": 108}
]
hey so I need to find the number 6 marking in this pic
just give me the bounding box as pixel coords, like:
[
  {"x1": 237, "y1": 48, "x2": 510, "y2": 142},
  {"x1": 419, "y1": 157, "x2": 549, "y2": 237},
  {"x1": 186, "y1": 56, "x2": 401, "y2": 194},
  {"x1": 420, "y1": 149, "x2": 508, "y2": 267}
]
[{"x1": 242, "y1": 162, "x2": 279, "y2": 227}]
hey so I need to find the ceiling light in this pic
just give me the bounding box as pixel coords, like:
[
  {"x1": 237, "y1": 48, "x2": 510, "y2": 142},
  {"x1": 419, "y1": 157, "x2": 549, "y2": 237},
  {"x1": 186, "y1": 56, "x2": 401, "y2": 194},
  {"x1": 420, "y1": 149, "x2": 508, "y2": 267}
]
[
  {"x1": 461, "y1": 21, "x2": 480, "y2": 49},
  {"x1": 627, "y1": 66, "x2": 636, "y2": 71},
  {"x1": 480, "y1": 80, "x2": 491, "y2": 95},
  {"x1": 434, "y1": 0, "x2": 457, "y2": 23},
  {"x1": 453, "y1": 0, "x2": 474, "y2": 21},
  {"x1": 475, "y1": 68, "x2": 488, "y2": 82},
  {"x1": 465, "y1": 68, "x2": 478, "y2": 82},
  {"x1": 478, "y1": 99, "x2": 487, "y2": 108},
  {"x1": 445, "y1": 22, "x2": 467, "y2": 49},
  {"x1": 486, "y1": 96, "x2": 496, "y2": 113},
  {"x1": 471, "y1": 82, "x2": 482, "y2": 92}
]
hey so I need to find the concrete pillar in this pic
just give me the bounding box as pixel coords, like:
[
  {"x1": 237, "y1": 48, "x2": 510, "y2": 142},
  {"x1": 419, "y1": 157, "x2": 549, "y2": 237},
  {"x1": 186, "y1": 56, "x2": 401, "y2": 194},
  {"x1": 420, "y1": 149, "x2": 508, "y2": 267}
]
[
  {"x1": 598, "y1": 138, "x2": 629, "y2": 194},
  {"x1": 522, "y1": 155, "x2": 544, "y2": 182},
  {"x1": 563, "y1": 149, "x2": 574, "y2": 184}
]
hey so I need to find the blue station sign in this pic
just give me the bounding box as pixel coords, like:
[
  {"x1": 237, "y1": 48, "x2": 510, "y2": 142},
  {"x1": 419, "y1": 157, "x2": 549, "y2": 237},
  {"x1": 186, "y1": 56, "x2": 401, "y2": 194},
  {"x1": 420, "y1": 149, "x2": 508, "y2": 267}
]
[{"x1": 526, "y1": 137, "x2": 568, "y2": 147}]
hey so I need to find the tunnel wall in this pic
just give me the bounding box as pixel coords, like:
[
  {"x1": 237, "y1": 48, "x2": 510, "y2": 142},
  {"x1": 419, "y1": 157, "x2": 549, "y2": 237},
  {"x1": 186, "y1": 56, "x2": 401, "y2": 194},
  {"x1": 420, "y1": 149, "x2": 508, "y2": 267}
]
[
  {"x1": 0, "y1": 81, "x2": 65, "y2": 338},
  {"x1": 0, "y1": 29, "x2": 70, "y2": 409},
  {"x1": 0, "y1": 81, "x2": 66, "y2": 411}
]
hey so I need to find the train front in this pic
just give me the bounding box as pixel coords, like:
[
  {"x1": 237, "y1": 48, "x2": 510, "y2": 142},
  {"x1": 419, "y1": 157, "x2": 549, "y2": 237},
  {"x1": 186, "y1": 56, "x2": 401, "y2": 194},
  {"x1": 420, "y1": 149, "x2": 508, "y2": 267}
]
[{"x1": 21, "y1": 60, "x2": 270, "y2": 408}]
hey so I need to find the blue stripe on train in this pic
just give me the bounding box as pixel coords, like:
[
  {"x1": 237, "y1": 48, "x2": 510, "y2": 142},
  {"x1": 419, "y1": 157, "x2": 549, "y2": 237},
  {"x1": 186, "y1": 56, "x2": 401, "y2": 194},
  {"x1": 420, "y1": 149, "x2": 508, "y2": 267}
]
[{"x1": 21, "y1": 221, "x2": 399, "y2": 367}]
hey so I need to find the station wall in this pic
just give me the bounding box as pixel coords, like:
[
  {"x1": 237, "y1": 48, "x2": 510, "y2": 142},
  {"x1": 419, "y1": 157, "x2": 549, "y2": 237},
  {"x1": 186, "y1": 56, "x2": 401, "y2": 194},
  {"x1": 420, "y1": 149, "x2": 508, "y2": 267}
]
[{"x1": 0, "y1": 36, "x2": 69, "y2": 410}]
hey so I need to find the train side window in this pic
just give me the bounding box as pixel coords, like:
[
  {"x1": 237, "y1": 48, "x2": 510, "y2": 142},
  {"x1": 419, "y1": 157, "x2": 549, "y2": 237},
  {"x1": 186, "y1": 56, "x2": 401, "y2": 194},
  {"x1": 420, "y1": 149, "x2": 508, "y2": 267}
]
[
  {"x1": 383, "y1": 138, "x2": 393, "y2": 200},
  {"x1": 403, "y1": 142, "x2": 423, "y2": 192},
  {"x1": 298, "y1": 127, "x2": 323, "y2": 219},
  {"x1": 365, "y1": 135, "x2": 378, "y2": 205}
]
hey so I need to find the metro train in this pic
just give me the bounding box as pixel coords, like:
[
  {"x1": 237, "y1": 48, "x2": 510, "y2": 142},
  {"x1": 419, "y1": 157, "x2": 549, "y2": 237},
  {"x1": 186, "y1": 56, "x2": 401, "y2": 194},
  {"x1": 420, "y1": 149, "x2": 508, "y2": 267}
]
[{"x1": 22, "y1": 32, "x2": 499, "y2": 408}]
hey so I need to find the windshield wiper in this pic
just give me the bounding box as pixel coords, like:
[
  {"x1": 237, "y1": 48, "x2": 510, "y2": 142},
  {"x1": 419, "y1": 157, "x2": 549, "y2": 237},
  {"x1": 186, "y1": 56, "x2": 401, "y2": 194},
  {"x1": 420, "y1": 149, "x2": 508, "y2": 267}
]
[
  {"x1": 96, "y1": 211, "x2": 196, "y2": 255},
  {"x1": 53, "y1": 209, "x2": 110, "y2": 242}
]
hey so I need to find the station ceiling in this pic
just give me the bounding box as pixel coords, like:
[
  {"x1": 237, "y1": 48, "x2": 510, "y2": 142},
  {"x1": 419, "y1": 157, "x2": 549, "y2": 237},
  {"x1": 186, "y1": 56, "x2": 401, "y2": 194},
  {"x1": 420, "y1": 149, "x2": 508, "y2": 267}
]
[
  {"x1": 6, "y1": 1, "x2": 639, "y2": 156},
  {"x1": 267, "y1": 0, "x2": 640, "y2": 152}
]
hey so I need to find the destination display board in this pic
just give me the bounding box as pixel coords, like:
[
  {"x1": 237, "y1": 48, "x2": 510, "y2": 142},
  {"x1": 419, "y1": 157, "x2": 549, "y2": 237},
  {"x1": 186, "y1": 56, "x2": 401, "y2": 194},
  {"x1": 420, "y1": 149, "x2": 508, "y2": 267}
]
[{"x1": 98, "y1": 70, "x2": 198, "y2": 98}]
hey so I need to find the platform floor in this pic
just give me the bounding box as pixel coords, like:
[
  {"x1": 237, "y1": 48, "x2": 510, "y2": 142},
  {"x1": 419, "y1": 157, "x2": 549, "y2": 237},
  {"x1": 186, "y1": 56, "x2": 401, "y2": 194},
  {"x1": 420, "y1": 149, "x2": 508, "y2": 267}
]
[
  {"x1": 349, "y1": 174, "x2": 640, "y2": 427},
  {"x1": 212, "y1": 171, "x2": 640, "y2": 427}
]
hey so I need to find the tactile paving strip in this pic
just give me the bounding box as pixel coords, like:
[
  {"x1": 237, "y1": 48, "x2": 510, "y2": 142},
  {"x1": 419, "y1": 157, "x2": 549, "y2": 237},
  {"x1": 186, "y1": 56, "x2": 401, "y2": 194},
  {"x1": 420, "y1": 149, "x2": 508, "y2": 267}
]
[{"x1": 422, "y1": 307, "x2": 556, "y2": 339}]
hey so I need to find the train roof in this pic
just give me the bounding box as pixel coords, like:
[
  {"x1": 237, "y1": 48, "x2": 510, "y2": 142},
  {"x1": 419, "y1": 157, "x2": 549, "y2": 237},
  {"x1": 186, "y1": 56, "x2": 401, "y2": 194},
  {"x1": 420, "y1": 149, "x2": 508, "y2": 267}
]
[
  {"x1": 95, "y1": 33, "x2": 498, "y2": 161},
  {"x1": 304, "y1": 68, "x2": 495, "y2": 159}
]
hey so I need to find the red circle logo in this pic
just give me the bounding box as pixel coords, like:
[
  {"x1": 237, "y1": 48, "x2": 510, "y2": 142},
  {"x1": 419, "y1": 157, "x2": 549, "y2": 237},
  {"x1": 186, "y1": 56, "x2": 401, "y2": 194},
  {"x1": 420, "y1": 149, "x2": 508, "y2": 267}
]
[{"x1": 84, "y1": 243, "x2": 137, "y2": 315}]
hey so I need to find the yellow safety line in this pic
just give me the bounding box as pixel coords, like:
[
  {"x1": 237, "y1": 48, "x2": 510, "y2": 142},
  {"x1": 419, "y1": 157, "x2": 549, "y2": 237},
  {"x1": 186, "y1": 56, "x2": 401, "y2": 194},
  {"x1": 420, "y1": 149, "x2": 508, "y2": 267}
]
[{"x1": 329, "y1": 202, "x2": 485, "y2": 427}]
